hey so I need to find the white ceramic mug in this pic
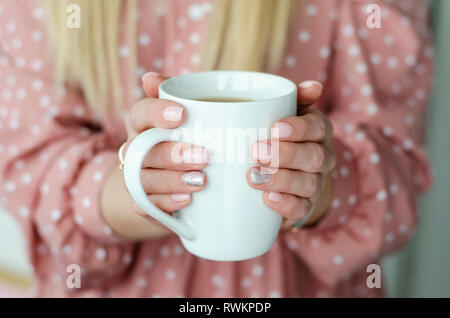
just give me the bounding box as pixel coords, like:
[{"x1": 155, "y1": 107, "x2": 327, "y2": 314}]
[{"x1": 124, "y1": 71, "x2": 297, "y2": 261}]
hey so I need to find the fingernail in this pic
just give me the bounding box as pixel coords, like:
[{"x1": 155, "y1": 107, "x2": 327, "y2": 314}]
[
  {"x1": 163, "y1": 105, "x2": 183, "y2": 122},
  {"x1": 273, "y1": 122, "x2": 293, "y2": 138},
  {"x1": 171, "y1": 194, "x2": 191, "y2": 202},
  {"x1": 250, "y1": 167, "x2": 272, "y2": 185},
  {"x1": 251, "y1": 143, "x2": 273, "y2": 163},
  {"x1": 268, "y1": 192, "x2": 283, "y2": 202},
  {"x1": 183, "y1": 147, "x2": 209, "y2": 164},
  {"x1": 299, "y1": 80, "x2": 323, "y2": 89},
  {"x1": 182, "y1": 171, "x2": 205, "y2": 186},
  {"x1": 142, "y1": 72, "x2": 160, "y2": 82}
]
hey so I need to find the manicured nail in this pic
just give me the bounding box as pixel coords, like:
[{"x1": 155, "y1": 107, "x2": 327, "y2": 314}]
[
  {"x1": 182, "y1": 171, "x2": 205, "y2": 186},
  {"x1": 142, "y1": 72, "x2": 160, "y2": 82},
  {"x1": 268, "y1": 192, "x2": 283, "y2": 202},
  {"x1": 163, "y1": 105, "x2": 183, "y2": 122},
  {"x1": 171, "y1": 194, "x2": 191, "y2": 202},
  {"x1": 299, "y1": 80, "x2": 323, "y2": 89},
  {"x1": 251, "y1": 143, "x2": 273, "y2": 163},
  {"x1": 273, "y1": 122, "x2": 293, "y2": 138},
  {"x1": 250, "y1": 167, "x2": 272, "y2": 185},
  {"x1": 183, "y1": 147, "x2": 208, "y2": 164}
]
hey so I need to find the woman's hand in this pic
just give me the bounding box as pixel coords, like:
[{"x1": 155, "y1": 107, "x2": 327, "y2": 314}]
[
  {"x1": 247, "y1": 81, "x2": 336, "y2": 230},
  {"x1": 101, "y1": 73, "x2": 209, "y2": 241}
]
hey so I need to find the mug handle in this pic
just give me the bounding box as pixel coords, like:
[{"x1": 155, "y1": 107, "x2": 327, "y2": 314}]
[{"x1": 123, "y1": 128, "x2": 196, "y2": 241}]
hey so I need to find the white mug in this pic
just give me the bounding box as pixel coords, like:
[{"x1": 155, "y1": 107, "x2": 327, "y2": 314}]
[{"x1": 123, "y1": 71, "x2": 297, "y2": 261}]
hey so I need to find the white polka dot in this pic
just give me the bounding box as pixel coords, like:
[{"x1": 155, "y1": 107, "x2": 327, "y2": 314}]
[
  {"x1": 73, "y1": 105, "x2": 85, "y2": 117},
  {"x1": 5, "y1": 181, "x2": 15, "y2": 193},
  {"x1": 31, "y1": 59, "x2": 43, "y2": 71},
  {"x1": 188, "y1": 4, "x2": 205, "y2": 21},
  {"x1": 285, "y1": 55, "x2": 296, "y2": 68},
  {"x1": 190, "y1": 54, "x2": 201, "y2": 65},
  {"x1": 33, "y1": 7, "x2": 44, "y2": 20},
  {"x1": 356, "y1": 62, "x2": 367, "y2": 74},
  {"x1": 252, "y1": 265, "x2": 264, "y2": 277},
  {"x1": 211, "y1": 274, "x2": 225, "y2": 287},
  {"x1": 369, "y1": 153, "x2": 380, "y2": 164},
  {"x1": 385, "y1": 232, "x2": 395, "y2": 243},
  {"x1": 403, "y1": 139, "x2": 414, "y2": 150},
  {"x1": 119, "y1": 45, "x2": 130, "y2": 58},
  {"x1": 342, "y1": 25, "x2": 354, "y2": 37},
  {"x1": 319, "y1": 47, "x2": 330, "y2": 59},
  {"x1": 144, "y1": 258, "x2": 153, "y2": 269},
  {"x1": 96, "y1": 248, "x2": 107, "y2": 260},
  {"x1": 405, "y1": 55, "x2": 416, "y2": 66},
  {"x1": 18, "y1": 206, "x2": 29, "y2": 218},
  {"x1": 165, "y1": 269, "x2": 176, "y2": 280},
  {"x1": 331, "y1": 198, "x2": 341, "y2": 208},
  {"x1": 398, "y1": 223, "x2": 408, "y2": 234},
  {"x1": 389, "y1": 184, "x2": 398, "y2": 194},
  {"x1": 63, "y1": 245, "x2": 72, "y2": 254},
  {"x1": 382, "y1": 126, "x2": 393, "y2": 137},
  {"x1": 189, "y1": 32, "x2": 200, "y2": 44},
  {"x1": 21, "y1": 173, "x2": 31, "y2": 184},
  {"x1": 82, "y1": 197, "x2": 91, "y2": 208},
  {"x1": 376, "y1": 190, "x2": 387, "y2": 201},
  {"x1": 138, "y1": 33, "x2": 151, "y2": 46},
  {"x1": 173, "y1": 40, "x2": 184, "y2": 52},
  {"x1": 363, "y1": 228, "x2": 373, "y2": 238},
  {"x1": 371, "y1": 54, "x2": 382, "y2": 65},
  {"x1": 58, "y1": 159, "x2": 68, "y2": 170},
  {"x1": 298, "y1": 30, "x2": 310, "y2": 43},
  {"x1": 367, "y1": 103, "x2": 378, "y2": 115},
  {"x1": 269, "y1": 290, "x2": 281, "y2": 298},
  {"x1": 31, "y1": 30, "x2": 43, "y2": 42},
  {"x1": 306, "y1": 4, "x2": 318, "y2": 16},
  {"x1": 361, "y1": 85, "x2": 373, "y2": 96},
  {"x1": 74, "y1": 214, "x2": 83, "y2": 224},
  {"x1": 51, "y1": 209, "x2": 62, "y2": 221},
  {"x1": 355, "y1": 131, "x2": 366, "y2": 141},
  {"x1": 384, "y1": 34, "x2": 395, "y2": 46},
  {"x1": 137, "y1": 277, "x2": 147, "y2": 288},
  {"x1": 93, "y1": 172, "x2": 102, "y2": 182},
  {"x1": 333, "y1": 255, "x2": 344, "y2": 265},
  {"x1": 122, "y1": 254, "x2": 132, "y2": 264},
  {"x1": 153, "y1": 58, "x2": 164, "y2": 69},
  {"x1": 387, "y1": 57, "x2": 398, "y2": 68},
  {"x1": 348, "y1": 194, "x2": 357, "y2": 205},
  {"x1": 340, "y1": 166, "x2": 349, "y2": 177},
  {"x1": 241, "y1": 277, "x2": 251, "y2": 288},
  {"x1": 32, "y1": 80, "x2": 43, "y2": 91},
  {"x1": 160, "y1": 246, "x2": 170, "y2": 257},
  {"x1": 348, "y1": 45, "x2": 360, "y2": 57}
]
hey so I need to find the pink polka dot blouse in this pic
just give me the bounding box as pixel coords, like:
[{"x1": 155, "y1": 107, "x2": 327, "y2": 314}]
[{"x1": 0, "y1": 0, "x2": 433, "y2": 298}]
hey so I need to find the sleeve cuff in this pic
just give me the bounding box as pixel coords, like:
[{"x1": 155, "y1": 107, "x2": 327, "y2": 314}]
[{"x1": 72, "y1": 151, "x2": 126, "y2": 244}]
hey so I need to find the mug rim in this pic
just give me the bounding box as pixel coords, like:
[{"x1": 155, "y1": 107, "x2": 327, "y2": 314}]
[{"x1": 159, "y1": 71, "x2": 297, "y2": 106}]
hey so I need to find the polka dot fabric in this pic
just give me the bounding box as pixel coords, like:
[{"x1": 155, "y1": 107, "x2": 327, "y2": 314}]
[{"x1": 0, "y1": 0, "x2": 433, "y2": 297}]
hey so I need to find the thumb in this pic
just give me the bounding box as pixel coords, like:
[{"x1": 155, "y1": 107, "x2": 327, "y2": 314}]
[
  {"x1": 142, "y1": 72, "x2": 169, "y2": 98},
  {"x1": 297, "y1": 80, "x2": 323, "y2": 107}
]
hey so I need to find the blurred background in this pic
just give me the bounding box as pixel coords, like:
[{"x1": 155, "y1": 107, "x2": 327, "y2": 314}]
[{"x1": 0, "y1": 0, "x2": 449, "y2": 297}]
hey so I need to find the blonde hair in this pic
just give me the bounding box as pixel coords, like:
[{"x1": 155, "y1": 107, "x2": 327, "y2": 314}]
[{"x1": 44, "y1": 0, "x2": 298, "y2": 117}]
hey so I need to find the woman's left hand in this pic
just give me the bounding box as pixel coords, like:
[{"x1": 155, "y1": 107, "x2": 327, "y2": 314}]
[{"x1": 247, "y1": 81, "x2": 336, "y2": 231}]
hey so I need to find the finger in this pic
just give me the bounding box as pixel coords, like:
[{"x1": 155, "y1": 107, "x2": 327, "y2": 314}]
[
  {"x1": 141, "y1": 169, "x2": 207, "y2": 194},
  {"x1": 272, "y1": 112, "x2": 328, "y2": 142},
  {"x1": 297, "y1": 81, "x2": 323, "y2": 106},
  {"x1": 262, "y1": 191, "x2": 312, "y2": 222},
  {"x1": 128, "y1": 98, "x2": 185, "y2": 133},
  {"x1": 136, "y1": 141, "x2": 209, "y2": 170},
  {"x1": 142, "y1": 72, "x2": 168, "y2": 98},
  {"x1": 247, "y1": 167, "x2": 320, "y2": 198},
  {"x1": 251, "y1": 141, "x2": 335, "y2": 173},
  {"x1": 132, "y1": 193, "x2": 191, "y2": 215}
]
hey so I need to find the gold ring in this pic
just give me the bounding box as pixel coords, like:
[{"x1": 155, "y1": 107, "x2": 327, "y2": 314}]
[{"x1": 118, "y1": 142, "x2": 127, "y2": 170}]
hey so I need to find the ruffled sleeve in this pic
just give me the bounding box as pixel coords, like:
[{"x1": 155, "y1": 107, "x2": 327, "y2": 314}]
[{"x1": 283, "y1": 0, "x2": 433, "y2": 287}]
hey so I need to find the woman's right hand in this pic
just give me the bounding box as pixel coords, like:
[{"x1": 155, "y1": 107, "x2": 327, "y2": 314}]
[{"x1": 101, "y1": 73, "x2": 209, "y2": 241}]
